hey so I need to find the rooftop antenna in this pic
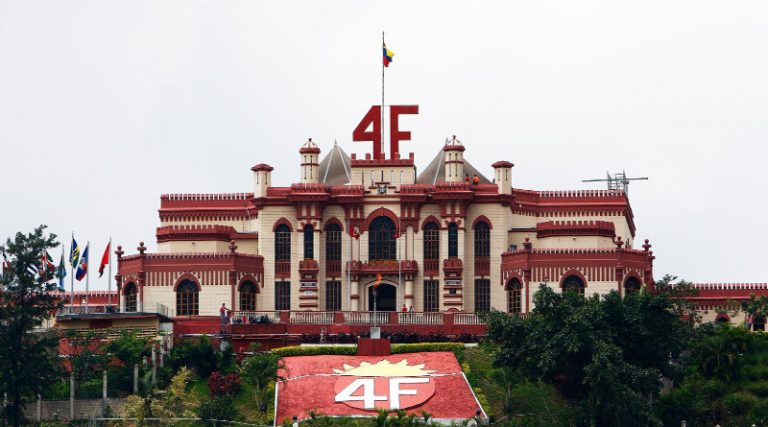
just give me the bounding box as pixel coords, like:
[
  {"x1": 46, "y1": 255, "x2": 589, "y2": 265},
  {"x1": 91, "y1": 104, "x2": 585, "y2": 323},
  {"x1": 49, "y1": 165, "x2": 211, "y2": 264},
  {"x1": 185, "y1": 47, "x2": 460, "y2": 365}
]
[{"x1": 582, "y1": 170, "x2": 648, "y2": 194}]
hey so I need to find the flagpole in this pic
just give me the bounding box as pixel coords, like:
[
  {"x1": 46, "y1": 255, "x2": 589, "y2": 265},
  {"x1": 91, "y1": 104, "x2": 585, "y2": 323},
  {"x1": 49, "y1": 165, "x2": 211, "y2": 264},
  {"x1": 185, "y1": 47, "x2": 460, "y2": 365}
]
[
  {"x1": 381, "y1": 31, "x2": 385, "y2": 159},
  {"x1": 347, "y1": 218, "x2": 351, "y2": 311},
  {"x1": 85, "y1": 240, "x2": 89, "y2": 314},
  {"x1": 70, "y1": 233, "x2": 74, "y2": 314},
  {"x1": 107, "y1": 237, "x2": 112, "y2": 310}
]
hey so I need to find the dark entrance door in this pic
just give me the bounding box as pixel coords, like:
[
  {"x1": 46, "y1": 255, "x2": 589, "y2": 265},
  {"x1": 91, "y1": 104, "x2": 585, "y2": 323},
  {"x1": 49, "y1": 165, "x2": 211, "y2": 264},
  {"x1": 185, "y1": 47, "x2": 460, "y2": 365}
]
[{"x1": 368, "y1": 283, "x2": 396, "y2": 311}]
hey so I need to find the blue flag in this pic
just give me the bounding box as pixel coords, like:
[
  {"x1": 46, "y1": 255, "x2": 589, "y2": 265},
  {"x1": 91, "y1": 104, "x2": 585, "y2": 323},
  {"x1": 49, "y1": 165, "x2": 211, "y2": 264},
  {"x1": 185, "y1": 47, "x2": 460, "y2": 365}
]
[{"x1": 75, "y1": 244, "x2": 88, "y2": 281}]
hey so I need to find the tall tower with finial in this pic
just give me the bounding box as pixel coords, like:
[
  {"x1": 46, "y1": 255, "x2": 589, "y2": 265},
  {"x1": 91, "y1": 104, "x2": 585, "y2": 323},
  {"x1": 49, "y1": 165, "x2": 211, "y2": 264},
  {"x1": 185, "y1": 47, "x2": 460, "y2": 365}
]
[
  {"x1": 443, "y1": 135, "x2": 465, "y2": 183},
  {"x1": 299, "y1": 138, "x2": 321, "y2": 184}
]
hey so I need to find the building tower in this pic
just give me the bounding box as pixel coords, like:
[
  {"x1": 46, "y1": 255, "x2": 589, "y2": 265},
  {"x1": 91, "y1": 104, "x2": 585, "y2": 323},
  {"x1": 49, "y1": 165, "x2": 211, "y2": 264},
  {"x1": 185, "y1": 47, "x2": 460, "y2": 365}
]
[
  {"x1": 443, "y1": 135, "x2": 465, "y2": 183},
  {"x1": 299, "y1": 138, "x2": 321, "y2": 184},
  {"x1": 251, "y1": 163, "x2": 273, "y2": 198},
  {"x1": 492, "y1": 160, "x2": 514, "y2": 194}
]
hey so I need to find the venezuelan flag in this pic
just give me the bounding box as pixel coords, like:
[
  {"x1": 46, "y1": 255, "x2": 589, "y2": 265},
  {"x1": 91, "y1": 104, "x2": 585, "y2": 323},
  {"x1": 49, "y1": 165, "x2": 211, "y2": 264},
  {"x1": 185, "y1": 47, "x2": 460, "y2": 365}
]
[{"x1": 383, "y1": 43, "x2": 394, "y2": 67}]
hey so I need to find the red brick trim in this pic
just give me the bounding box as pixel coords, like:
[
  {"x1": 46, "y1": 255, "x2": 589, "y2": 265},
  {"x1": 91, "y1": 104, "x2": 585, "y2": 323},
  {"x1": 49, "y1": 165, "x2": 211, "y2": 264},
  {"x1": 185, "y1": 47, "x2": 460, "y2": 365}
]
[
  {"x1": 273, "y1": 217, "x2": 294, "y2": 232},
  {"x1": 472, "y1": 215, "x2": 493, "y2": 230},
  {"x1": 173, "y1": 273, "x2": 201, "y2": 292},
  {"x1": 362, "y1": 207, "x2": 400, "y2": 234},
  {"x1": 238, "y1": 274, "x2": 261, "y2": 291},
  {"x1": 559, "y1": 269, "x2": 588, "y2": 289},
  {"x1": 504, "y1": 275, "x2": 524, "y2": 290},
  {"x1": 323, "y1": 217, "x2": 344, "y2": 232},
  {"x1": 421, "y1": 215, "x2": 441, "y2": 230}
]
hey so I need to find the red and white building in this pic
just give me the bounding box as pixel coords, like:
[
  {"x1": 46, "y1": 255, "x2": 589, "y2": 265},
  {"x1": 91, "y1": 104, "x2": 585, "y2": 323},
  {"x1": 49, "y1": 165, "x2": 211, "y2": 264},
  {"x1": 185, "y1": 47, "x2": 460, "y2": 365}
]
[{"x1": 114, "y1": 135, "x2": 656, "y2": 322}]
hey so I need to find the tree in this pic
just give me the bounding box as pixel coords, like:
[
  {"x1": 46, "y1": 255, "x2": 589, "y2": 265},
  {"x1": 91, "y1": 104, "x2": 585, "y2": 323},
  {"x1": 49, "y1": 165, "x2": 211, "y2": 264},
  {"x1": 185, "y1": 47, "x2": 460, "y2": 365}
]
[
  {"x1": 240, "y1": 351, "x2": 285, "y2": 412},
  {"x1": 0, "y1": 226, "x2": 62, "y2": 426},
  {"x1": 102, "y1": 330, "x2": 152, "y2": 394},
  {"x1": 487, "y1": 279, "x2": 695, "y2": 426}
]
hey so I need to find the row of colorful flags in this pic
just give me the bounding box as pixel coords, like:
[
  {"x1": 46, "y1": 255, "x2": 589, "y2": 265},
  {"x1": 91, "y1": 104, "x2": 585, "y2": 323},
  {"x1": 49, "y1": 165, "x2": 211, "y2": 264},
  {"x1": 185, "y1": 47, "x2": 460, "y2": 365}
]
[{"x1": 25, "y1": 236, "x2": 111, "y2": 291}]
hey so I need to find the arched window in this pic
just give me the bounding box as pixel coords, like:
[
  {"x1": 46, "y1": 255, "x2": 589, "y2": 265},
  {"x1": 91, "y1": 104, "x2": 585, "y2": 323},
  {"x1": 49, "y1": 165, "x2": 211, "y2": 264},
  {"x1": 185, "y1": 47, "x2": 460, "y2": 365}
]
[
  {"x1": 474, "y1": 221, "x2": 490, "y2": 258},
  {"x1": 448, "y1": 223, "x2": 458, "y2": 258},
  {"x1": 369, "y1": 216, "x2": 396, "y2": 260},
  {"x1": 275, "y1": 224, "x2": 291, "y2": 261},
  {"x1": 176, "y1": 279, "x2": 199, "y2": 316},
  {"x1": 325, "y1": 223, "x2": 341, "y2": 261},
  {"x1": 624, "y1": 277, "x2": 642, "y2": 295},
  {"x1": 507, "y1": 279, "x2": 522, "y2": 314},
  {"x1": 239, "y1": 281, "x2": 257, "y2": 311},
  {"x1": 303, "y1": 224, "x2": 314, "y2": 259},
  {"x1": 423, "y1": 222, "x2": 440, "y2": 261},
  {"x1": 562, "y1": 275, "x2": 585, "y2": 297},
  {"x1": 124, "y1": 282, "x2": 137, "y2": 312}
]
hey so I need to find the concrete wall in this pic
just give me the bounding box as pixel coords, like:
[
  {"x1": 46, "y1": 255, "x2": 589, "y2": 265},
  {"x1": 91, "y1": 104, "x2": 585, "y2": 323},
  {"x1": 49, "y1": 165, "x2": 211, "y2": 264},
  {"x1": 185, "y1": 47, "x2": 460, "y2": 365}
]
[{"x1": 23, "y1": 398, "x2": 126, "y2": 421}]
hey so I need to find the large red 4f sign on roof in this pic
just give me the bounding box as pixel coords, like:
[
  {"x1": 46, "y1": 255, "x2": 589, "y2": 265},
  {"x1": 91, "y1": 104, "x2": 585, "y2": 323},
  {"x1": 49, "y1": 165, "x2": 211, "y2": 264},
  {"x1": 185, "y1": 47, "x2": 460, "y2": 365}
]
[{"x1": 353, "y1": 105, "x2": 419, "y2": 160}]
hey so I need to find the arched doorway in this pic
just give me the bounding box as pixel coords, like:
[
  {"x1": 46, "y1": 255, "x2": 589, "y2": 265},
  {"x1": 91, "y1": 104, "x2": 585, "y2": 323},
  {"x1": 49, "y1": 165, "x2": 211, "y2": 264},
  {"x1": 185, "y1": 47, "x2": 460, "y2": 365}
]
[{"x1": 368, "y1": 283, "x2": 397, "y2": 311}]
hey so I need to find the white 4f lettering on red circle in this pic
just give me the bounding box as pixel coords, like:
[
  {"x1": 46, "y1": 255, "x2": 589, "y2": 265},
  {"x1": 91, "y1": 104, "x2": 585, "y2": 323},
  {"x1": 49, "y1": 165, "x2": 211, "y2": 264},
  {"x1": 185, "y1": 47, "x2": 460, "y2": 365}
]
[{"x1": 334, "y1": 377, "x2": 434, "y2": 410}]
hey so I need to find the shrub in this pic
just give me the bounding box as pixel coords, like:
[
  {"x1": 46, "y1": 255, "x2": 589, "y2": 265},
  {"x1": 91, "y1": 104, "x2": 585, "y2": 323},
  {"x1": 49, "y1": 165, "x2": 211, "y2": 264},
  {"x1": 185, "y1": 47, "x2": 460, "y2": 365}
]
[
  {"x1": 724, "y1": 391, "x2": 758, "y2": 416},
  {"x1": 198, "y1": 397, "x2": 237, "y2": 425},
  {"x1": 170, "y1": 335, "x2": 217, "y2": 377},
  {"x1": 208, "y1": 371, "x2": 241, "y2": 397},
  {"x1": 272, "y1": 345, "x2": 356, "y2": 357},
  {"x1": 391, "y1": 342, "x2": 465, "y2": 362}
]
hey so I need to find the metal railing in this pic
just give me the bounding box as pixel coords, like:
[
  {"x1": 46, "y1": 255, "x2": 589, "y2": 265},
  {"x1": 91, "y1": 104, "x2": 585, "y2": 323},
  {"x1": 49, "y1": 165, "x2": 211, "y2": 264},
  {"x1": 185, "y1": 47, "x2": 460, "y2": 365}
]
[
  {"x1": 57, "y1": 302, "x2": 172, "y2": 317},
  {"x1": 397, "y1": 312, "x2": 444, "y2": 325},
  {"x1": 231, "y1": 310, "x2": 282, "y2": 324}
]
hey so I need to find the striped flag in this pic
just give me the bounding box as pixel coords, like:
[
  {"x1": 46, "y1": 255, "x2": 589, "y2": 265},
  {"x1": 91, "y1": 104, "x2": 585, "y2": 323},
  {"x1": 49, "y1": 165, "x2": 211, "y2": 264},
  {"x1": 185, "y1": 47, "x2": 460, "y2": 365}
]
[
  {"x1": 70, "y1": 236, "x2": 80, "y2": 268},
  {"x1": 383, "y1": 42, "x2": 394, "y2": 67}
]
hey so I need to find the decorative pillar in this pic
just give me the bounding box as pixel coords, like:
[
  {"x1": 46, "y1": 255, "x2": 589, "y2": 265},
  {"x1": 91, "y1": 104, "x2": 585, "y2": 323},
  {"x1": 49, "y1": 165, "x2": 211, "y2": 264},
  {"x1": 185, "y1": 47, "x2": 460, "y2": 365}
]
[
  {"x1": 405, "y1": 279, "x2": 414, "y2": 308},
  {"x1": 350, "y1": 278, "x2": 360, "y2": 311}
]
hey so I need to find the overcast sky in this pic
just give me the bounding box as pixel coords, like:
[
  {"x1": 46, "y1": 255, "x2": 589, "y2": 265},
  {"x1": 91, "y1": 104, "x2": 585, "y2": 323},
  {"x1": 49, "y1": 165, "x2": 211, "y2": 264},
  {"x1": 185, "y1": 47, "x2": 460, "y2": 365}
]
[{"x1": 1, "y1": 1, "x2": 767, "y2": 290}]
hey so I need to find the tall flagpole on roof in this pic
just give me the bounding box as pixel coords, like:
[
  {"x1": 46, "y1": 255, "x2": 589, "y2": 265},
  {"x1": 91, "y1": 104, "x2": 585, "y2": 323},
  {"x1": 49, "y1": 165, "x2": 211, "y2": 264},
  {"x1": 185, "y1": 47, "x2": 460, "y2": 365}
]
[
  {"x1": 85, "y1": 240, "x2": 89, "y2": 314},
  {"x1": 381, "y1": 31, "x2": 385, "y2": 159},
  {"x1": 107, "y1": 237, "x2": 112, "y2": 310},
  {"x1": 70, "y1": 233, "x2": 74, "y2": 314}
]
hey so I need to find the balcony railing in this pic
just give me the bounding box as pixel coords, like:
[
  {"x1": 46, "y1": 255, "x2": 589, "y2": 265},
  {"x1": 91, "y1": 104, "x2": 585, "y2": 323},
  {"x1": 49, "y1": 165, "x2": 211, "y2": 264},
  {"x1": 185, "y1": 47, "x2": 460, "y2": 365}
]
[
  {"x1": 397, "y1": 312, "x2": 444, "y2": 325},
  {"x1": 344, "y1": 311, "x2": 391, "y2": 325},
  {"x1": 275, "y1": 261, "x2": 291, "y2": 277},
  {"x1": 57, "y1": 302, "x2": 172, "y2": 317},
  {"x1": 290, "y1": 311, "x2": 334, "y2": 324},
  {"x1": 474, "y1": 257, "x2": 490, "y2": 276},
  {"x1": 326, "y1": 260, "x2": 341, "y2": 277},
  {"x1": 454, "y1": 313, "x2": 485, "y2": 325},
  {"x1": 423, "y1": 259, "x2": 439, "y2": 276},
  {"x1": 231, "y1": 310, "x2": 282, "y2": 324}
]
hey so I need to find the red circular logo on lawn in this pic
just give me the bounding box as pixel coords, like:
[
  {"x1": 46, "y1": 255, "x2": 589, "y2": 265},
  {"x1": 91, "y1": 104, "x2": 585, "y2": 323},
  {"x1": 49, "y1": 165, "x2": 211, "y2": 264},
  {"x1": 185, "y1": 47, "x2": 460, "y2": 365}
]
[{"x1": 332, "y1": 360, "x2": 436, "y2": 411}]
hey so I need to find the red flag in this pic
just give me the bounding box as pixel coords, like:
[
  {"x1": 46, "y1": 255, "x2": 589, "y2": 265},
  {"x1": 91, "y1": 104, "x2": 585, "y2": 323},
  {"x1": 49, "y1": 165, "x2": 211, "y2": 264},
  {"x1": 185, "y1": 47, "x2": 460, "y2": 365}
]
[
  {"x1": 98, "y1": 241, "x2": 110, "y2": 278},
  {"x1": 374, "y1": 272, "x2": 382, "y2": 289}
]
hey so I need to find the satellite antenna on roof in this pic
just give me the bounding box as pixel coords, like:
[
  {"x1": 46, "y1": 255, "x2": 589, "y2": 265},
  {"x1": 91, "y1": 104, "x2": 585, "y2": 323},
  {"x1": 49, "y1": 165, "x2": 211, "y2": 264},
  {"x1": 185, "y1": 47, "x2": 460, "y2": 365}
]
[{"x1": 582, "y1": 170, "x2": 648, "y2": 194}]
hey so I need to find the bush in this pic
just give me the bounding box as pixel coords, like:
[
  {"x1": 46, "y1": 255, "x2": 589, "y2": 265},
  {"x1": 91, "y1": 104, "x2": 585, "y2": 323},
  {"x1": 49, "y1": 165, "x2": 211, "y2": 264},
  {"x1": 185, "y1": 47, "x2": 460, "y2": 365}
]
[
  {"x1": 724, "y1": 391, "x2": 758, "y2": 416},
  {"x1": 391, "y1": 342, "x2": 465, "y2": 362},
  {"x1": 170, "y1": 335, "x2": 217, "y2": 377},
  {"x1": 208, "y1": 371, "x2": 241, "y2": 397},
  {"x1": 198, "y1": 397, "x2": 237, "y2": 425},
  {"x1": 272, "y1": 345, "x2": 356, "y2": 357}
]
